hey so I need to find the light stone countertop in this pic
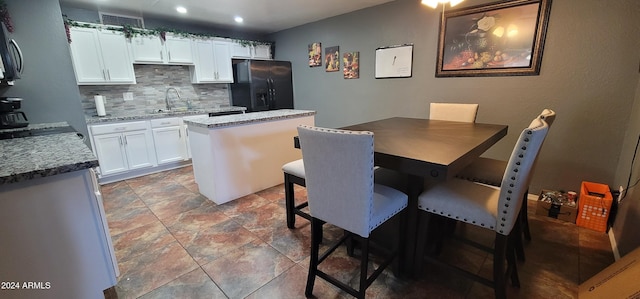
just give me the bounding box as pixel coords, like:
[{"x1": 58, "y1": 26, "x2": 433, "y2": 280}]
[
  {"x1": 0, "y1": 125, "x2": 98, "y2": 185},
  {"x1": 183, "y1": 109, "x2": 317, "y2": 128},
  {"x1": 85, "y1": 106, "x2": 247, "y2": 124}
]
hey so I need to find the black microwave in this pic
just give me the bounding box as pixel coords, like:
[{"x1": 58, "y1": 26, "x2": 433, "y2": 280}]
[{"x1": 0, "y1": 22, "x2": 23, "y2": 83}]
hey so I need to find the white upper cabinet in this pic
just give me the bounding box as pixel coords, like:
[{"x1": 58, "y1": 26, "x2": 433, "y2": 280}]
[
  {"x1": 212, "y1": 41, "x2": 233, "y2": 82},
  {"x1": 69, "y1": 27, "x2": 136, "y2": 85},
  {"x1": 231, "y1": 43, "x2": 271, "y2": 60},
  {"x1": 190, "y1": 39, "x2": 233, "y2": 83},
  {"x1": 253, "y1": 44, "x2": 271, "y2": 59},
  {"x1": 164, "y1": 35, "x2": 194, "y2": 64},
  {"x1": 129, "y1": 35, "x2": 164, "y2": 63},
  {"x1": 130, "y1": 33, "x2": 194, "y2": 65},
  {"x1": 231, "y1": 43, "x2": 252, "y2": 58}
]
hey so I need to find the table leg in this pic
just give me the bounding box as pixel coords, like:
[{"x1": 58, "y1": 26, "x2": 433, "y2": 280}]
[{"x1": 399, "y1": 174, "x2": 423, "y2": 277}]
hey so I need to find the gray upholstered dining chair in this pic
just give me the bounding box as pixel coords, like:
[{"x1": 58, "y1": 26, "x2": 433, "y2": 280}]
[
  {"x1": 455, "y1": 109, "x2": 556, "y2": 253},
  {"x1": 429, "y1": 102, "x2": 479, "y2": 122},
  {"x1": 282, "y1": 159, "x2": 310, "y2": 228},
  {"x1": 414, "y1": 116, "x2": 549, "y2": 299},
  {"x1": 297, "y1": 125, "x2": 408, "y2": 299}
]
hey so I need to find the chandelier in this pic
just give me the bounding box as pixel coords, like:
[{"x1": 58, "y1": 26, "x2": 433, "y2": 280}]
[{"x1": 421, "y1": 0, "x2": 464, "y2": 9}]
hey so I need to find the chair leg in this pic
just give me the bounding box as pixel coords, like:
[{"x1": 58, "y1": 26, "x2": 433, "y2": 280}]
[
  {"x1": 522, "y1": 190, "x2": 532, "y2": 241},
  {"x1": 284, "y1": 174, "x2": 296, "y2": 229},
  {"x1": 358, "y1": 237, "x2": 369, "y2": 299},
  {"x1": 493, "y1": 234, "x2": 508, "y2": 299},
  {"x1": 414, "y1": 210, "x2": 432, "y2": 277},
  {"x1": 513, "y1": 215, "x2": 526, "y2": 262},
  {"x1": 507, "y1": 232, "x2": 521, "y2": 288},
  {"x1": 305, "y1": 218, "x2": 322, "y2": 297},
  {"x1": 346, "y1": 231, "x2": 355, "y2": 257}
]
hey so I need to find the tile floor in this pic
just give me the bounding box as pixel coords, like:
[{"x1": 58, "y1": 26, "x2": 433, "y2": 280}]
[{"x1": 102, "y1": 166, "x2": 614, "y2": 298}]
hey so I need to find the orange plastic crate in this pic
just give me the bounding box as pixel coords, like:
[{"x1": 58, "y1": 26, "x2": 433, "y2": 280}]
[{"x1": 576, "y1": 181, "x2": 613, "y2": 232}]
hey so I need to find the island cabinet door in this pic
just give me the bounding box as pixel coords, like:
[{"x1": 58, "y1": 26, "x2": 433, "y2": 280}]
[{"x1": 93, "y1": 132, "x2": 129, "y2": 175}]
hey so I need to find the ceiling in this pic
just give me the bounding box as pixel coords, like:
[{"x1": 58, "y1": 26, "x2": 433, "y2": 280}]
[{"x1": 59, "y1": 0, "x2": 396, "y2": 33}]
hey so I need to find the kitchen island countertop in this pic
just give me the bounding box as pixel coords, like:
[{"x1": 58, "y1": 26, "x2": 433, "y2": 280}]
[
  {"x1": 0, "y1": 123, "x2": 98, "y2": 185},
  {"x1": 183, "y1": 109, "x2": 316, "y2": 128}
]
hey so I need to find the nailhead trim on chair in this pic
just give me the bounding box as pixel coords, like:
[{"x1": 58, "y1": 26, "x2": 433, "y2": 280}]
[
  {"x1": 498, "y1": 129, "x2": 533, "y2": 234},
  {"x1": 417, "y1": 206, "x2": 495, "y2": 230}
]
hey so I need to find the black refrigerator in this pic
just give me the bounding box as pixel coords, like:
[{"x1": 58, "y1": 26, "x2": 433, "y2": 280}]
[{"x1": 230, "y1": 60, "x2": 294, "y2": 112}]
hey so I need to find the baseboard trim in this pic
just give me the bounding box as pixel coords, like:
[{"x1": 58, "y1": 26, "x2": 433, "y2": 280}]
[
  {"x1": 608, "y1": 229, "x2": 621, "y2": 261},
  {"x1": 97, "y1": 161, "x2": 191, "y2": 184}
]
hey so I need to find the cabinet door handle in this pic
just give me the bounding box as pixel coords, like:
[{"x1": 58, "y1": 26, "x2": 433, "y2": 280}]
[
  {"x1": 168, "y1": 51, "x2": 171, "y2": 61},
  {"x1": 118, "y1": 136, "x2": 123, "y2": 145},
  {"x1": 114, "y1": 127, "x2": 126, "y2": 131},
  {"x1": 178, "y1": 130, "x2": 182, "y2": 138},
  {"x1": 102, "y1": 69, "x2": 107, "y2": 80},
  {"x1": 161, "y1": 122, "x2": 171, "y2": 125},
  {"x1": 123, "y1": 135, "x2": 128, "y2": 145},
  {"x1": 160, "y1": 51, "x2": 163, "y2": 61},
  {"x1": 106, "y1": 69, "x2": 111, "y2": 81}
]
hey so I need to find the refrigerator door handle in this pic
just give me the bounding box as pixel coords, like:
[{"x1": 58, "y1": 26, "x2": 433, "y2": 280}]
[
  {"x1": 270, "y1": 78, "x2": 276, "y2": 100},
  {"x1": 267, "y1": 78, "x2": 274, "y2": 109}
]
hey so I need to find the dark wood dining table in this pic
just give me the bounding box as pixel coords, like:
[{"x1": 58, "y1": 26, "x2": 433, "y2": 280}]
[{"x1": 339, "y1": 117, "x2": 508, "y2": 276}]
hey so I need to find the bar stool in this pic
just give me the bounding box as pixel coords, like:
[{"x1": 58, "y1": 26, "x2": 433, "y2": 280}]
[
  {"x1": 415, "y1": 117, "x2": 550, "y2": 299},
  {"x1": 298, "y1": 125, "x2": 408, "y2": 299},
  {"x1": 282, "y1": 159, "x2": 310, "y2": 228},
  {"x1": 455, "y1": 108, "x2": 556, "y2": 260},
  {"x1": 429, "y1": 102, "x2": 479, "y2": 122}
]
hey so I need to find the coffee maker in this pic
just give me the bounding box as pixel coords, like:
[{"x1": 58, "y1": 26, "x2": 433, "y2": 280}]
[{"x1": 0, "y1": 97, "x2": 28, "y2": 128}]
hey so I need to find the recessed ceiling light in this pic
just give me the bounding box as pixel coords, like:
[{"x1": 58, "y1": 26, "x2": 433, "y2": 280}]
[
  {"x1": 176, "y1": 6, "x2": 187, "y2": 14},
  {"x1": 234, "y1": 16, "x2": 244, "y2": 23}
]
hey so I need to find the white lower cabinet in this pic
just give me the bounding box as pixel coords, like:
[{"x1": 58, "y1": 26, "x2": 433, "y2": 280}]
[
  {"x1": 90, "y1": 121, "x2": 157, "y2": 176},
  {"x1": 151, "y1": 118, "x2": 188, "y2": 164},
  {"x1": 89, "y1": 116, "x2": 207, "y2": 182}
]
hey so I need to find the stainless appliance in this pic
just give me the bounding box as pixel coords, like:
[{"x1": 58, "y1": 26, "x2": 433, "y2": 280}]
[
  {"x1": 0, "y1": 97, "x2": 28, "y2": 128},
  {"x1": 230, "y1": 60, "x2": 294, "y2": 112},
  {"x1": 0, "y1": 22, "x2": 23, "y2": 83}
]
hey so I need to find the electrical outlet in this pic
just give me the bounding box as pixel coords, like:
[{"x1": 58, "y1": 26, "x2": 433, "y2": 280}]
[
  {"x1": 618, "y1": 185, "x2": 625, "y2": 203},
  {"x1": 123, "y1": 92, "x2": 133, "y2": 101}
]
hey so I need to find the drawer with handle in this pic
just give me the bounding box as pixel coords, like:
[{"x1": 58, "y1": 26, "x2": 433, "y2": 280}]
[
  {"x1": 150, "y1": 118, "x2": 183, "y2": 128},
  {"x1": 90, "y1": 121, "x2": 148, "y2": 135}
]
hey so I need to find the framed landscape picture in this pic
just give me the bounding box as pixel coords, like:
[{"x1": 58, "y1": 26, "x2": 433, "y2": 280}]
[{"x1": 436, "y1": 0, "x2": 552, "y2": 77}]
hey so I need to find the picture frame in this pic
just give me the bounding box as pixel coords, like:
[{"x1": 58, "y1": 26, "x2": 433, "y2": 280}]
[
  {"x1": 343, "y1": 51, "x2": 359, "y2": 79},
  {"x1": 375, "y1": 44, "x2": 413, "y2": 79},
  {"x1": 308, "y1": 42, "x2": 322, "y2": 67},
  {"x1": 325, "y1": 46, "x2": 340, "y2": 72},
  {"x1": 436, "y1": 0, "x2": 552, "y2": 77}
]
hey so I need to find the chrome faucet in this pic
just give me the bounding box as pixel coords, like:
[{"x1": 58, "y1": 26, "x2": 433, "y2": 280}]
[{"x1": 165, "y1": 87, "x2": 181, "y2": 111}]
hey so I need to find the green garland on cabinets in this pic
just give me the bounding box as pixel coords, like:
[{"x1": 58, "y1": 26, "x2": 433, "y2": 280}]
[{"x1": 62, "y1": 16, "x2": 272, "y2": 48}]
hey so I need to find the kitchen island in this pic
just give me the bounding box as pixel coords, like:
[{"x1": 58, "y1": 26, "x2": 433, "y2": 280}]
[
  {"x1": 183, "y1": 109, "x2": 315, "y2": 204},
  {"x1": 0, "y1": 123, "x2": 118, "y2": 299}
]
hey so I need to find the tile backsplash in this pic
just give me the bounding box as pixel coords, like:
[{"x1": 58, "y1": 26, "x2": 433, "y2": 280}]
[{"x1": 79, "y1": 64, "x2": 231, "y2": 116}]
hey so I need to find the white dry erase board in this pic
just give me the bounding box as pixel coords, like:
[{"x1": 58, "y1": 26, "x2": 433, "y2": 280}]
[{"x1": 375, "y1": 44, "x2": 413, "y2": 78}]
